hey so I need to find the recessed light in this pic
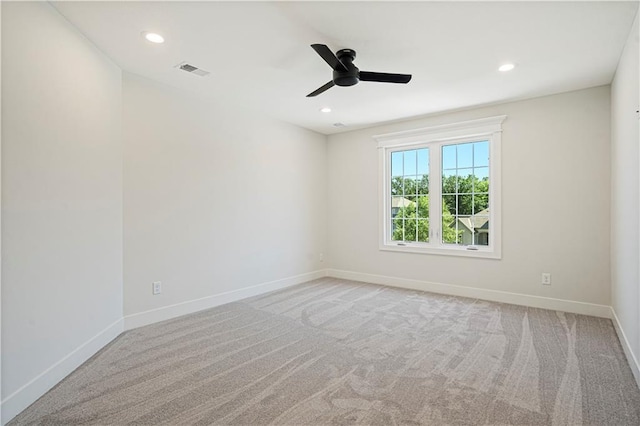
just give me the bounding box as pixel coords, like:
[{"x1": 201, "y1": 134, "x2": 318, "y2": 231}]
[
  {"x1": 320, "y1": 107, "x2": 332, "y2": 113},
  {"x1": 498, "y1": 63, "x2": 515, "y2": 72},
  {"x1": 142, "y1": 32, "x2": 165, "y2": 44}
]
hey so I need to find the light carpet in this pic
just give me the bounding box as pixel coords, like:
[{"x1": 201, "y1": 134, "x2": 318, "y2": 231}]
[{"x1": 10, "y1": 277, "x2": 640, "y2": 425}]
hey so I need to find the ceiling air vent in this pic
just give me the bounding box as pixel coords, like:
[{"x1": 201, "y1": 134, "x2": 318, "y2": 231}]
[{"x1": 175, "y1": 62, "x2": 210, "y2": 77}]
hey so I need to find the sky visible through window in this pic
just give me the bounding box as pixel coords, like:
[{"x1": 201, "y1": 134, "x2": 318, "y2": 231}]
[
  {"x1": 442, "y1": 141, "x2": 490, "y2": 246},
  {"x1": 391, "y1": 141, "x2": 490, "y2": 246},
  {"x1": 391, "y1": 142, "x2": 488, "y2": 176}
]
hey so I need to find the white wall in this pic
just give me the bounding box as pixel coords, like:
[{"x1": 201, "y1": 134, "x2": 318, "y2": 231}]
[
  {"x1": 0, "y1": 2, "x2": 4, "y2": 422},
  {"x1": 1, "y1": 2, "x2": 123, "y2": 422},
  {"x1": 327, "y1": 86, "x2": 611, "y2": 311},
  {"x1": 611, "y1": 10, "x2": 640, "y2": 382},
  {"x1": 0, "y1": 3, "x2": 632, "y2": 423},
  {"x1": 122, "y1": 73, "x2": 326, "y2": 324}
]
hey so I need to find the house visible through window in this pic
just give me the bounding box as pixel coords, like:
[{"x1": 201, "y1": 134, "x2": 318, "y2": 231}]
[
  {"x1": 391, "y1": 148, "x2": 429, "y2": 243},
  {"x1": 376, "y1": 116, "x2": 505, "y2": 259},
  {"x1": 441, "y1": 141, "x2": 490, "y2": 246}
]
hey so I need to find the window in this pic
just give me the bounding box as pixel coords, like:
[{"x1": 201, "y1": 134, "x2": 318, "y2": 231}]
[
  {"x1": 376, "y1": 116, "x2": 505, "y2": 258},
  {"x1": 390, "y1": 148, "x2": 430, "y2": 243}
]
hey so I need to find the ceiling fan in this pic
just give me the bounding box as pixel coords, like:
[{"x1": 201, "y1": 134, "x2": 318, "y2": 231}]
[{"x1": 306, "y1": 44, "x2": 412, "y2": 97}]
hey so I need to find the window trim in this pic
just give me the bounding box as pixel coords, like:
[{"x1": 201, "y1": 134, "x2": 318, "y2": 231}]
[{"x1": 375, "y1": 115, "x2": 506, "y2": 259}]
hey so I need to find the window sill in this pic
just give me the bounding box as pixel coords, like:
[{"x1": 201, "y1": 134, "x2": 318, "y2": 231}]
[{"x1": 379, "y1": 243, "x2": 501, "y2": 259}]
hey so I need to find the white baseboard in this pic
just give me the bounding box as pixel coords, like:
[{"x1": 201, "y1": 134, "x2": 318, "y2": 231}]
[
  {"x1": 610, "y1": 307, "x2": 640, "y2": 388},
  {"x1": 1, "y1": 318, "x2": 124, "y2": 425},
  {"x1": 124, "y1": 269, "x2": 328, "y2": 330},
  {"x1": 1, "y1": 270, "x2": 328, "y2": 424},
  {"x1": 327, "y1": 269, "x2": 612, "y2": 318},
  {"x1": 1, "y1": 269, "x2": 622, "y2": 425}
]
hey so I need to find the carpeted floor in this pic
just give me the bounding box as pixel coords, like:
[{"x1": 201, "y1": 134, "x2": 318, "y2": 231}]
[{"x1": 10, "y1": 277, "x2": 640, "y2": 425}]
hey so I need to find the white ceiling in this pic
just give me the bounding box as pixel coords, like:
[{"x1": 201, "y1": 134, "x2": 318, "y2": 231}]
[{"x1": 52, "y1": 1, "x2": 638, "y2": 135}]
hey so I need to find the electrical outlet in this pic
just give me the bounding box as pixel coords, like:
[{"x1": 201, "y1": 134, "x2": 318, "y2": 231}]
[
  {"x1": 319, "y1": 252, "x2": 324, "y2": 263},
  {"x1": 541, "y1": 273, "x2": 551, "y2": 285},
  {"x1": 152, "y1": 281, "x2": 162, "y2": 295}
]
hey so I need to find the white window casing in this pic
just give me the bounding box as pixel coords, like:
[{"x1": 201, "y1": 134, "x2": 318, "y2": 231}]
[{"x1": 375, "y1": 115, "x2": 506, "y2": 259}]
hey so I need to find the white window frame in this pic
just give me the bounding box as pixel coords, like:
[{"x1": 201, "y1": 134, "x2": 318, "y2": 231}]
[{"x1": 375, "y1": 115, "x2": 506, "y2": 259}]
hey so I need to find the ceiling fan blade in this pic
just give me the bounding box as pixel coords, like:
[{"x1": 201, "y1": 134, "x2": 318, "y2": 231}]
[
  {"x1": 359, "y1": 71, "x2": 412, "y2": 84},
  {"x1": 311, "y1": 44, "x2": 348, "y2": 72},
  {"x1": 306, "y1": 81, "x2": 335, "y2": 97}
]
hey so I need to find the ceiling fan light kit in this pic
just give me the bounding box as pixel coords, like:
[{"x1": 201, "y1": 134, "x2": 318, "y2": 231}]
[{"x1": 307, "y1": 44, "x2": 412, "y2": 97}]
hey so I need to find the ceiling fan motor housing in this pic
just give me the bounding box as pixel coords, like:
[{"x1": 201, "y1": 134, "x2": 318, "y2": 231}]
[
  {"x1": 334, "y1": 49, "x2": 359, "y2": 86},
  {"x1": 306, "y1": 44, "x2": 411, "y2": 97}
]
